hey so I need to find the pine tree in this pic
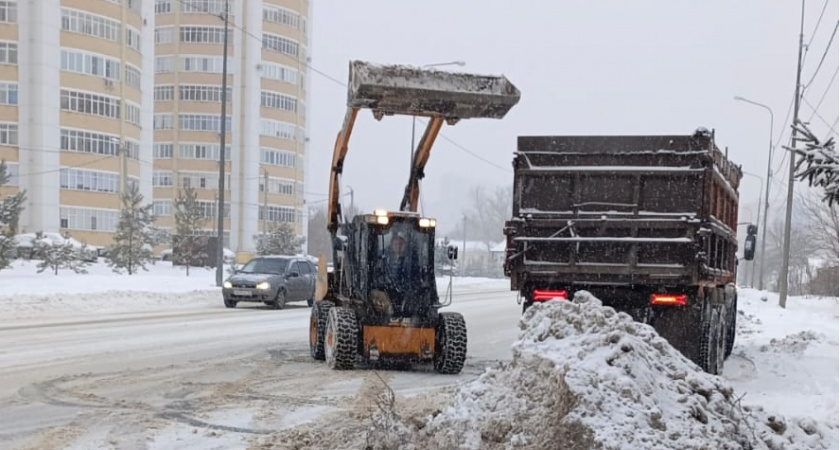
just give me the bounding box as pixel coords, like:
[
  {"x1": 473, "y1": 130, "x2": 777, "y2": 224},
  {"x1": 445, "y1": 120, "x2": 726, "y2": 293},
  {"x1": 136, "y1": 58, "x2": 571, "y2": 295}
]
[
  {"x1": 173, "y1": 186, "x2": 208, "y2": 276},
  {"x1": 34, "y1": 231, "x2": 91, "y2": 275},
  {"x1": 789, "y1": 120, "x2": 838, "y2": 207},
  {"x1": 108, "y1": 184, "x2": 156, "y2": 275},
  {"x1": 256, "y1": 222, "x2": 305, "y2": 256},
  {"x1": 0, "y1": 160, "x2": 26, "y2": 272}
]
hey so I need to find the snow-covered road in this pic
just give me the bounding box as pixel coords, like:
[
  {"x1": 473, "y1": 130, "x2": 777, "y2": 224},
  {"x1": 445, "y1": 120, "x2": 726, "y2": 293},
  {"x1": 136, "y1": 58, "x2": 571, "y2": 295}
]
[{"x1": 0, "y1": 284, "x2": 520, "y2": 449}]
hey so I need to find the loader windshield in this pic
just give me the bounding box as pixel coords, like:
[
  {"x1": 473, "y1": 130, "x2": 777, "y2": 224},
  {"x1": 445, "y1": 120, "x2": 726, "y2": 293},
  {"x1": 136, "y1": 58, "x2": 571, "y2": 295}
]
[{"x1": 372, "y1": 222, "x2": 434, "y2": 314}]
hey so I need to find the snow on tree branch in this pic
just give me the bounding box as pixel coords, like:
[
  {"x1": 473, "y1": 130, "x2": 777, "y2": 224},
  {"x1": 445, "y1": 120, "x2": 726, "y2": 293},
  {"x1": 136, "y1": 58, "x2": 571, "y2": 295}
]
[{"x1": 786, "y1": 120, "x2": 838, "y2": 207}]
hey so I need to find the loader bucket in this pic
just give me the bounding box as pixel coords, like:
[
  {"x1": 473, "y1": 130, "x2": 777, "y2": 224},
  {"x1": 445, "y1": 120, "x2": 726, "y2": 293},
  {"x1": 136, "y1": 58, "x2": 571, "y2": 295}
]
[{"x1": 347, "y1": 60, "x2": 521, "y2": 120}]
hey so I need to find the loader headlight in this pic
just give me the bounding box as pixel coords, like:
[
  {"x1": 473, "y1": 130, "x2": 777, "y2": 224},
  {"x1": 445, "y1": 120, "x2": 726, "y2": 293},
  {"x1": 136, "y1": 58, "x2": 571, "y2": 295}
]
[
  {"x1": 256, "y1": 281, "x2": 271, "y2": 290},
  {"x1": 376, "y1": 216, "x2": 389, "y2": 225},
  {"x1": 223, "y1": 281, "x2": 232, "y2": 289},
  {"x1": 418, "y1": 218, "x2": 436, "y2": 228}
]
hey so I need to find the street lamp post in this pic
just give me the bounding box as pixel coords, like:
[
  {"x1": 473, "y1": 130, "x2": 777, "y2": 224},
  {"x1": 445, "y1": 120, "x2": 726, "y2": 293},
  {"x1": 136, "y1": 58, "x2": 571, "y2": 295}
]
[
  {"x1": 410, "y1": 61, "x2": 466, "y2": 171},
  {"x1": 741, "y1": 170, "x2": 763, "y2": 288},
  {"x1": 733, "y1": 96, "x2": 774, "y2": 291}
]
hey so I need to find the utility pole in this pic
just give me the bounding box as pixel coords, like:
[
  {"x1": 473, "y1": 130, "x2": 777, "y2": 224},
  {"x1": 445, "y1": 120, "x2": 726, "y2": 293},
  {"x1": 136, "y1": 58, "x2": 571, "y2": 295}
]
[
  {"x1": 347, "y1": 185, "x2": 354, "y2": 215},
  {"x1": 214, "y1": 0, "x2": 230, "y2": 287},
  {"x1": 779, "y1": 0, "x2": 806, "y2": 309},
  {"x1": 462, "y1": 214, "x2": 467, "y2": 273},
  {"x1": 262, "y1": 170, "x2": 268, "y2": 236}
]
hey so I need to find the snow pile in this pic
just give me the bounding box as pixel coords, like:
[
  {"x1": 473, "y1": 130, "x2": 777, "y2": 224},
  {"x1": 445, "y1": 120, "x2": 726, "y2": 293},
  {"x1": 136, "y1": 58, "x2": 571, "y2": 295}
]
[{"x1": 419, "y1": 292, "x2": 830, "y2": 450}]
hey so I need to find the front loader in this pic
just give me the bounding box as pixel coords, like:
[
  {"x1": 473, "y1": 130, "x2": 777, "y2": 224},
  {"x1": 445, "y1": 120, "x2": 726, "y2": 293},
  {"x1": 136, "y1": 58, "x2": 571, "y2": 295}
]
[{"x1": 309, "y1": 61, "x2": 520, "y2": 373}]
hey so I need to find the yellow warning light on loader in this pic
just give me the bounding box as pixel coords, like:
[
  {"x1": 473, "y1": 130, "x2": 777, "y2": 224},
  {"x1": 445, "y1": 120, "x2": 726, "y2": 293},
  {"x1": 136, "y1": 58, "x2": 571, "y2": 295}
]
[{"x1": 374, "y1": 209, "x2": 388, "y2": 217}]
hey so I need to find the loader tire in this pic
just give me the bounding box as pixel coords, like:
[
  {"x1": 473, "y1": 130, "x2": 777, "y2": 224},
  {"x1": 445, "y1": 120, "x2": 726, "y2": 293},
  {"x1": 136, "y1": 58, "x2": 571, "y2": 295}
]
[
  {"x1": 309, "y1": 301, "x2": 333, "y2": 361},
  {"x1": 435, "y1": 312, "x2": 467, "y2": 375},
  {"x1": 325, "y1": 307, "x2": 358, "y2": 370},
  {"x1": 697, "y1": 305, "x2": 726, "y2": 375}
]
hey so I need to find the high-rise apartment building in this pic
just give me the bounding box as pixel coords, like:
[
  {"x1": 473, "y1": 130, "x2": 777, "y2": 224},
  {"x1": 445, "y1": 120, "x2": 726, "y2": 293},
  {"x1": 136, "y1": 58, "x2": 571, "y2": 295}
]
[
  {"x1": 0, "y1": 0, "x2": 154, "y2": 248},
  {"x1": 152, "y1": 0, "x2": 309, "y2": 255}
]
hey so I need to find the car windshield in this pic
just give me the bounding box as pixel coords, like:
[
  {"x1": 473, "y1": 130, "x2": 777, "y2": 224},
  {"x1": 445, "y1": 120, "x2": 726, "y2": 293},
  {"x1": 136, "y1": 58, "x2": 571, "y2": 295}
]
[{"x1": 240, "y1": 258, "x2": 289, "y2": 275}]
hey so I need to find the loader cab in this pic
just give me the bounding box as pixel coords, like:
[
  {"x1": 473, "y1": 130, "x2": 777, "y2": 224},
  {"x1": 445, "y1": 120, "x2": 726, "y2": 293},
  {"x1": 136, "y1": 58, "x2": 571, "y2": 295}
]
[{"x1": 341, "y1": 210, "x2": 439, "y2": 322}]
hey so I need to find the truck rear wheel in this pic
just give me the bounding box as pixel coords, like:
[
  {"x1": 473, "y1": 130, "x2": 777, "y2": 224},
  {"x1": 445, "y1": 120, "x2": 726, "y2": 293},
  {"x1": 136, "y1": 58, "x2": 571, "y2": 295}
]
[
  {"x1": 325, "y1": 307, "x2": 358, "y2": 370},
  {"x1": 309, "y1": 301, "x2": 333, "y2": 360},
  {"x1": 434, "y1": 312, "x2": 468, "y2": 374},
  {"x1": 698, "y1": 305, "x2": 726, "y2": 375},
  {"x1": 724, "y1": 295, "x2": 737, "y2": 358}
]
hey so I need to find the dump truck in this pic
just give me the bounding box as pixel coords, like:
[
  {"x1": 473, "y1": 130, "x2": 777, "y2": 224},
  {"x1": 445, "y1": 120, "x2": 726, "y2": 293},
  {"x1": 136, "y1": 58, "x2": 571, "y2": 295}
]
[
  {"x1": 503, "y1": 129, "x2": 755, "y2": 374},
  {"x1": 309, "y1": 61, "x2": 520, "y2": 373}
]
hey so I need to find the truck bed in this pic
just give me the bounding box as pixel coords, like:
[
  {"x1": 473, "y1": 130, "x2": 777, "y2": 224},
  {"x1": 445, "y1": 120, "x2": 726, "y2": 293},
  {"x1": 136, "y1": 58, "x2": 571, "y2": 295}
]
[{"x1": 504, "y1": 130, "x2": 742, "y2": 290}]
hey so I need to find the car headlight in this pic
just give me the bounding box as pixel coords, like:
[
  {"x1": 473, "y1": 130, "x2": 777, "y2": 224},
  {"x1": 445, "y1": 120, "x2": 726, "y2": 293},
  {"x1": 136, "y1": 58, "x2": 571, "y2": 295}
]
[
  {"x1": 223, "y1": 281, "x2": 232, "y2": 289},
  {"x1": 256, "y1": 281, "x2": 271, "y2": 290}
]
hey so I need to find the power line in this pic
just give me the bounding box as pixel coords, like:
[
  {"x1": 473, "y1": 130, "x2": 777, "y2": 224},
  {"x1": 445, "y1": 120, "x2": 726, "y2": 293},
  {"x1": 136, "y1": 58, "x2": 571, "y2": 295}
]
[
  {"x1": 805, "y1": 0, "x2": 832, "y2": 52},
  {"x1": 803, "y1": 20, "x2": 839, "y2": 91},
  {"x1": 801, "y1": 96, "x2": 840, "y2": 134},
  {"x1": 807, "y1": 66, "x2": 838, "y2": 122}
]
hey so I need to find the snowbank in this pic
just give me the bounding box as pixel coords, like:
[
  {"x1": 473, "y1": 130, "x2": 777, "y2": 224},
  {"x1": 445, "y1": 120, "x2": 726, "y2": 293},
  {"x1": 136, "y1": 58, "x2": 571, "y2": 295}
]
[{"x1": 417, "y1": 292, "x2": 832, "y2": 450}]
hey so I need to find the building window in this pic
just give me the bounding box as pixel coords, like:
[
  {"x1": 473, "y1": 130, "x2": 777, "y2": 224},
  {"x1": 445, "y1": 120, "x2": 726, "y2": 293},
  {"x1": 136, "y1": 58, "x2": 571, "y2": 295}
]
[
  {"x1": 179, "y1": 143, "x2": 230, "y2": 160},
  {"x1": 3, "y1": 161, "x2": 17, "y2": 185},
  {"x1": 125, "y1": 65, "x2": 141, "y2": 89},
  {"x1": 0, "y1": 122, "x2": 17, "y2": 145},
  {"x1": 125, "y1": 102, "x2": 141, "y2": 126},
  {"x1": 153, "y1": 200, "x2": 173, "y2": 216},
  {"x1": 260, "y1": 91, "x2": 297, "y2": 112},
  {"x1": 260, "y1": 119, "x2": 299, "y2": 140},
  {"x1": 154, "y1": 143, "x2": 173, "y2": 158},
  {"x1": 0, "y1": 1, "x2": 17, "y2": 23},
  {"x1": 154, "y1": 26, "x2": 174, "y2": 44},
  {"x1": 60, "y1": 207, "x2": 119, "y2": 232},
  {"x1": 60, "y1": 128, "x2": 119, "y2": 156},
  {"x1": 259, "y1": 177, "x2": 295, "y2": 196},
  {"x1": 155, "y1": 0, "x2": 172, "y2": 14},
  {"x1": 154, "y1": 113, "x2": 173, "y2": 130},
  {"x1": 179, "y1": 84, "x2": 230, "y2": 103},
  {"x1": 180, "y1": 0, "x2": 228, "y2": 14},
  {"x1": 127, "y1": 0, "x2": 142, "y2": 13},
  {"x1": 259, "y1": 205, "x2": 297, "y2": 223},
  {"x1": 60, "y1": 168, "x2": 120, "y2": 193},
  {"x1": 179, "y1": 171, "x2": 229, "y2": 191},
  {"x1": 259, "y1": 148, "x2": 295, "y2": 168},
  {"x1": 180, "y1": 55, "x2": 227, "y2": 73},
  {"x1": 262, "y1": 33, "x2": 298, "y2": 58},
  {"x1": 180, "y1": 26, "x2": 230, "y2": 44},
  {"x1": 61, "y1": 8, "x2": 120, "y2": 42},
  {"x1": 178, "y1": 114, "x2": 231, "y2": 132},
  {"x1": 261, "y1": 63, "x2": 297, "y2": 84},
  {"x1": 155, "y1": 56, "x2": 174, "y2": 73},
  {"x1": 126, "y1": 27, "x2": 141, "y2": 52},
  {"x1": 153, "y1": 170, "x2": 172, "y2": 187},
  {"x1": 154, "y1": 85, "x2": 174, "y2": 101},
  {"x1": 60, "y1": 89, "x2": 120, "y2": 119},
  {"x1": 263, "y1": 5, "x2": 298, "y2": 28},
  {"x1": 0, "y1": 82, "x2": 17, "y2": 105},
  {"x1": 60, "y1": 49, "x2": 121, "y2": 80},
  {"x1": 194, "y1": 200, "x2": 229, "y2": 218},
  {"x1": 0, "y1": 41, "x2": 16, "y2": 65},
  {"x1": 124, "y1": 140, "x2": 140, "y2": 159}
]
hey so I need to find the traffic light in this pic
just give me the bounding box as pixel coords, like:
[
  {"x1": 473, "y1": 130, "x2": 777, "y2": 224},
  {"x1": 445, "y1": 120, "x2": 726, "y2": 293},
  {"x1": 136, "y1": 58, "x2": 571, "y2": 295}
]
[{"x1": 744, "y1": 223, "x2": 757, "y2": 261}]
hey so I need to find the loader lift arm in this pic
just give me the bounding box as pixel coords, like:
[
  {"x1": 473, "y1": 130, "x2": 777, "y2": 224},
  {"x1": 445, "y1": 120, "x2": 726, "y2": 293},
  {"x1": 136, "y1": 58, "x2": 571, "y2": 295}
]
[{"x1": 400, "y1": 116, "x2": 447, "y2": 212}]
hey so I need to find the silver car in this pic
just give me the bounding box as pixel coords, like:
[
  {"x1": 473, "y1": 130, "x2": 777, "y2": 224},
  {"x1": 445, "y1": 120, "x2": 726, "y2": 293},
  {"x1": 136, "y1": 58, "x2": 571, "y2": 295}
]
[{"x1": 222, "y1": 256, "x2": 316, "y2": 309}]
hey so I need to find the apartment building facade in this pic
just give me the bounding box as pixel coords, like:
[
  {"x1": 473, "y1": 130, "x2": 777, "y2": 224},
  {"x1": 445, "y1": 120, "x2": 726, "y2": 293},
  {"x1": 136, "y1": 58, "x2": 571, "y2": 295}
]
[
  {"x1": 0, "y1": 0, "x2": 155, "y2": 248},
  {"x1": 152, "y1": 0, "x2": 310, "y2": 255}
]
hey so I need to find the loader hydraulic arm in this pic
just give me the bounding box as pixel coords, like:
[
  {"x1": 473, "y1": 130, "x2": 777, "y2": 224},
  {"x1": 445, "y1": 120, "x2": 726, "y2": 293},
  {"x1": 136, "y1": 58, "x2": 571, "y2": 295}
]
[
  {"x1": 327, "y1": 107, "x2": 360, "y2": 234},
  {"x1": 399, "y1": 117, "x2": 447, "y2": 212}
]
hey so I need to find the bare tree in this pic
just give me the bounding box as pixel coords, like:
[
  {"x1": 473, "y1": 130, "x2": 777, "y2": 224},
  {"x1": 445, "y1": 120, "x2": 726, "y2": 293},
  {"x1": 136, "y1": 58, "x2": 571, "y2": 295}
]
[
  {"x1": 307, "y1": 205, "x2": 331, "y2": 261},
  {"x1": 765, "y1": 209, "x2": 817, "y2": 295},
  {"x1": 460, "y1": 184, "x2": 512, "y2": 250},
  {"x1": 797, "y1": 189, "x2": 839, "y2": 265}
]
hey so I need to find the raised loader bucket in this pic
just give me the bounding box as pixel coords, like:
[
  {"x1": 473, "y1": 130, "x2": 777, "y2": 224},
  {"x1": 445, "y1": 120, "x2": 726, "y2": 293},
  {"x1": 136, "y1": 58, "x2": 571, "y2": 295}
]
[{"x1": 347, "y1": 60, "x2": 521, "y2": 120}]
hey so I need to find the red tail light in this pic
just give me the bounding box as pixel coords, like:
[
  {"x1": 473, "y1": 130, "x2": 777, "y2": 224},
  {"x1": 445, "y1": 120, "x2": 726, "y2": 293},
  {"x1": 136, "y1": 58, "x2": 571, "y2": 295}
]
[
  {"x1": 533, "y1": 289, "x2": 568, "y2": 302},
  {"x1": 650, "y1": 294, "x2": 687, "y2": 306}
]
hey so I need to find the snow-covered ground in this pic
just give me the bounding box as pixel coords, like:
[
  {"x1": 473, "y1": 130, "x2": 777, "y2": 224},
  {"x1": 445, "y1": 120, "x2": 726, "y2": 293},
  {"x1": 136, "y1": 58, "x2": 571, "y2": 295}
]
[
  {"x1": 0, "y1": 260, "x2": 507, "y2": 320},
  {"x1": 0, "y1": 264, "x2": 836, "y2": 450}
]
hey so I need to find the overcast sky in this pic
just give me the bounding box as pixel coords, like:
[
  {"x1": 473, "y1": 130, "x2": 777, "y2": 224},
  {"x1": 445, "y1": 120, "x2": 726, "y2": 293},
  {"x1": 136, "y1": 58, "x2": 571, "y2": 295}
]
[{"x1": 305, "y1": 0, "x2": 839, "y2": 235}]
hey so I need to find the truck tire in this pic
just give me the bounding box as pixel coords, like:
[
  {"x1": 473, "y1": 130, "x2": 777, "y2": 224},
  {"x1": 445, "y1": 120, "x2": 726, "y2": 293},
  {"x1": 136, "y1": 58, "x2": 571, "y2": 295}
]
[
  {"x1": 434, "y1": 312, "x2": 468, "y2": 374},
  {"x1": 698, "y1": 305, "x2": 726, "y2": 375},
  {"x1": 309, "y1": 301, "x2": 333, "y2": 360},
  {"x1": 325, "y1": 307, "x2": 358, "y2": 370},
  {"x1": 522, "y1": 299, "x2": 533, "y2": 314},
  {"x1": 724, "y1": 295, "x2": 737, "y2": 358}
]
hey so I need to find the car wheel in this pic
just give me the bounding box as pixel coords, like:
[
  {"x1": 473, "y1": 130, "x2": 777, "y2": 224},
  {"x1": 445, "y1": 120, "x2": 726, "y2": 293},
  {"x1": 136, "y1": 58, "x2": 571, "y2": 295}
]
[
  {"x1": 224, "y1": 298, "x2": 237, "y2": 308},
  {"x1": 270, "y1": 289, "x2": 287, "y2": 310}
]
